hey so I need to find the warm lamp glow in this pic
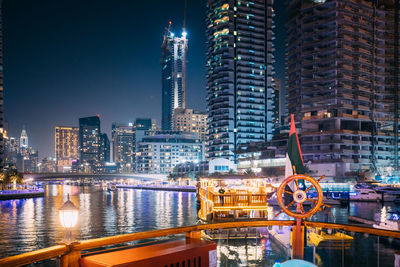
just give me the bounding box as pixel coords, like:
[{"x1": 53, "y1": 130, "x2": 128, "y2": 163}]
[
  {"x1": 59, "y1": 194, "x2": 79, "y2": 229},
  {"x1": 59, "y1": 210, "x2": 78, "y2": 228}
]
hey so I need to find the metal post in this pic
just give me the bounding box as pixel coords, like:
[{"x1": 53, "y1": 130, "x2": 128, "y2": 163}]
[
  {"x1": 313, "y1": 246, "x2": 316, "y2": 265},
  {"x1": 292, "y1": 204, "x2": 304, "y2": 259},
  {"x1": 377, "y1": 236, "x2": 380, "y2": 267},
  {"x1": 342, "y1": 231, "x2": 344, "y2": 267},
  {"x1": 58, "y1": 246, "x2": 81, "y2": 267}
]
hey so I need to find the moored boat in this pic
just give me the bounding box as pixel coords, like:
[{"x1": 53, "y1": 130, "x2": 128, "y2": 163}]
[
  {"x1": 373, "y1": 212, "x2": 400, "y2": 231},
  {"x1": 350, "y1": 187, "x2": 398, "y2": 202},
  {"x1": 307, "y1": 228, "x2": 353, "y2": 249},
  {"x1": 197, "y1": 175, "x2": 275, "y2": 224}
]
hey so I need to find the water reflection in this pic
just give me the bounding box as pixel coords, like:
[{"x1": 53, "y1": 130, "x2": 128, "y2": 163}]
[
  {"x1": 0, "y1": 185, "x2": 197, "y2": 258},
  {"x1": 216, "y1": 229, "x2": 288, "y2": 266}
]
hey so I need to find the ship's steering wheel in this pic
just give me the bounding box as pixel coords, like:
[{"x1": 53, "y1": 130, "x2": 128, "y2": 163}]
[{"x1": 276, "y1": 174, "x2": 324, "y2": 219}]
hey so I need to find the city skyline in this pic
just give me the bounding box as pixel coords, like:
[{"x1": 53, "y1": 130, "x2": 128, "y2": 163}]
[
  {"x1": 2, "y1": 0, "x2": 204, "y2": 158},
  {"x1": 1, "y1": 0, "x2": 400, "y2": 264},
  {"x1": 2, "y1": 0, "x2": 287, "y2": 159}
]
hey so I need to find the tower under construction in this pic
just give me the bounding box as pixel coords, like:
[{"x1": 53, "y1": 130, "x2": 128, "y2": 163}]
[
  {"x1": 161, "y1": 22, "x2": 188, "y2": 131},
  {"x1": 286, "y1": 0, "x2": 400, "y2": 181}
]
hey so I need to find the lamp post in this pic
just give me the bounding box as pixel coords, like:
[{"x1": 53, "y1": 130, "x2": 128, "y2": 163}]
[{"x1": 59, "y1": 194, "x2": 79, "y2": 244}]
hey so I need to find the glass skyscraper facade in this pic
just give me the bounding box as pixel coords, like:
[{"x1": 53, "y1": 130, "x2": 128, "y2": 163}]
[
  {"x1": 206, "y1": 0, "x2": 275, "y2": 161},
  {"x1": 79, "y1": 116, "x2": 101, "y2": 170},
  {"x1": 161, "y1": 25, "x2": 188, "y2": 130},
  {"x1": 111, "y1": 123, "x2": 135, "y2": 173}
]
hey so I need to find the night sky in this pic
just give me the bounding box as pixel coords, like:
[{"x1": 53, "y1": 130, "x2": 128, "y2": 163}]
[{"x1": 3, "y1": 0, "x2": 286, "y2": 159}]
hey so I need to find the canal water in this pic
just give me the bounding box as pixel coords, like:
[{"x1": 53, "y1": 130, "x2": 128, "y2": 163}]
[
  {"x1": 0, "y1": 185, "x2": 197, "y2": 258},
  {"x1": 0, "y1": 184, "x2": 399, "y2": 266}
]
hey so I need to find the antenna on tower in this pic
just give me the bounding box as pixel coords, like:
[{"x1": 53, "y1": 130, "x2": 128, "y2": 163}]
[
  {"x1": 165, "y1": 20, "x2": 172, "y2": 36},
  {"x1": 183, "y1": 0, "x2": 187, "y2": 32}
]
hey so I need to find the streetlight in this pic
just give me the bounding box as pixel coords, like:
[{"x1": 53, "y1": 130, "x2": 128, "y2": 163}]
[{"x1": 59, "y1": 194, "x2": 79, "y2": 244}]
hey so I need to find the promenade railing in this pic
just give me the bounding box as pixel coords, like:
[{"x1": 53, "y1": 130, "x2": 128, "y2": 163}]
[{"x1": 0, "y1": 220, "x2": 399, "y2": 267}]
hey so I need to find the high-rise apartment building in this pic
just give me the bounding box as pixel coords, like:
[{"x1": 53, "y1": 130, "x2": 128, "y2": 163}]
[
  {"x1": 161, "y1": 23, "x2": 188, "y2": 130},
  {"x1": 206, "y1": 0, "x2": 275, "y2": 161},
  {"x1": 273, "y1": 78, "x2": 283, "y2": 127},
  {"x1": 286, "y1": 0, "x2": 400, "y2": 181},
  {"x1": 79, "y1": 116, "x2": 101, "y2": 170},
  {"x1": 8, "y1": 137, "x2": 18, "y2": 153},
  {"x1": 55, "y1": 126, "x2": 79, "y2": 172},
  {"x1": 133, "y1": 118, "x2": 156, "y2": 171},
  {"x1": 172, "y1": 108, "x2": 208, "y2": 141},
  {"x1": 111, "y1": 123, "x2": 135, "y2": 172},
  {"x1": 99, "y1": 133, "x2": 110, "y2": 163},
  {"x1": 136, "y1": 132, "x2": 204, "y2": 174},
  {"x1": 17, "y1": 148, "x2": 38, "y2": 173},
  {"x1": 39, "y1": 157, "x2": 57, "y2": 173}
]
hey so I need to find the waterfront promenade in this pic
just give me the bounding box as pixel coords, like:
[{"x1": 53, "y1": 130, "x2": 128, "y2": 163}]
[{"x1": 0, "y1": 188, "x2": 44, "y2": 200}]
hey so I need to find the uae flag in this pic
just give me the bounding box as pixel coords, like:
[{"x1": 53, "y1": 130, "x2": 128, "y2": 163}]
[{"x1": 284, "y1": 114, "x2": 305, "y2": 195}]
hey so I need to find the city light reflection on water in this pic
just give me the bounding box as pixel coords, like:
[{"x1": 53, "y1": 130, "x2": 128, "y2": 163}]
[{"x1": 0, "y1": 185, "x2": 197, "y2": 258}]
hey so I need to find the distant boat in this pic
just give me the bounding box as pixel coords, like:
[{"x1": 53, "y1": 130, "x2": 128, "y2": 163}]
[
  {"x1": 373, "y1": 212, "x2": 400, "y2": 231},
  {"x1": 350, "y1": 188, "x2": 398, "y2": 202}
]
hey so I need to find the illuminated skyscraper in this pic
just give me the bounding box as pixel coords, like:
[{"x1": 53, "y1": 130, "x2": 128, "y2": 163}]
[
  {"x1": 161, "y1": 22, "x2": 188, "y2": 130},
  {"x1": 273, "y1": 78, "x2": 283, "y2": 127},
  {"x1": 20, "y1": 127, "x2": 29, "y2": 150},
  {"x1": 55, "y1": 126, "x2": 79, "y2": 172},
  {"x1": 79, "y1": 116, "x2": 101, "y2": 170},
  {"x1": 206, "y1": 0, "x2": 275, "y2": 161},
  {"x1": 111, "y1": 123, "x2": 135, "y2": 173},
  {"x1": 99, "y1": 133, "x2": 110, "y2": 163}
]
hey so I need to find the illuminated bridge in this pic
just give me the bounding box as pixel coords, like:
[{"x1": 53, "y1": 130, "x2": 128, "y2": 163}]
[{"x1": 22, "y1": 173, "x2": 167, "y2": 181}]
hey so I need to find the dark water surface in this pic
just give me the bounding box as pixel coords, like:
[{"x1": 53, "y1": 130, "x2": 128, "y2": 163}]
[
  {"x1": 0, "y1": 185, "x2": 197, "y2": 258},
  {"x1": 0, "y1": 185, "x2": 399, "y2": 266}
]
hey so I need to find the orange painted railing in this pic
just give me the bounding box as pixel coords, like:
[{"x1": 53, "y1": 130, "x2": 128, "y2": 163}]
[
  {"x1": 212, "y1": 193, "x2": 268, "y2": 207},
  {"x1": 198, "y1": 188, "x2": 268, "y2": 208},
  {"x1": 1, "y1": 220, "x2": 400, "y2": 267}
]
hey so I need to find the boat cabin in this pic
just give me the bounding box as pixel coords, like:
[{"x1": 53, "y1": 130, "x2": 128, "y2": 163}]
[{"x1": 197, "y1": 175, "x2": 275, "y2": 222}]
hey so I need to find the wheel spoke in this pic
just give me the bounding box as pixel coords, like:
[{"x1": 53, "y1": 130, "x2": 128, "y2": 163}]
[
  {"x1": 275, "y1": 210, "x2": 283, "y2": 217},
  {"x1": 300, "y1": 203, "x2": 305, "y2": 214},
  {"x1": 285, "y1": 200, "x2": 295, "y2": 209},
  {"x1": 304, "y1": 185, "x2": 315, "y2": 193},
  {"x1": 306, "y1": 198, "x2": 317, "y2": 203},
  {"x1": 317, "y1": 175, "x2": 326, "y2": 183},
  {"x1": 284, "y1": 190, "x2": 293, "y2": 195},
  {"x1": 295, "y1": 179, "x2": 299, "y2": 190}
]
